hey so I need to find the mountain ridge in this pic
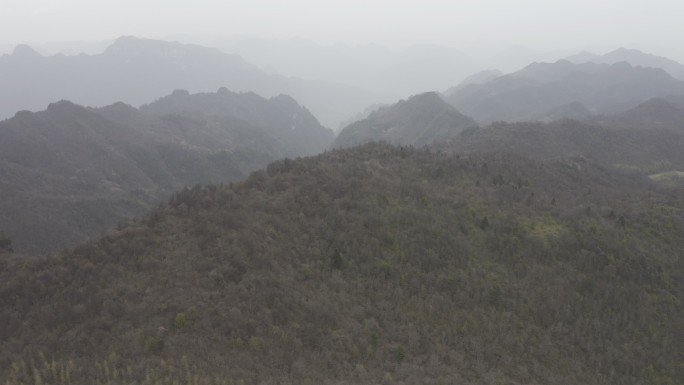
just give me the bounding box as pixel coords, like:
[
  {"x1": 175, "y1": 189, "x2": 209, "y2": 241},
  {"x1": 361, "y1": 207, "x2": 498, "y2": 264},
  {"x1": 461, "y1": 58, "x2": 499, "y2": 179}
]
[
  {"x1": 0, "y1": 88, "x2": 333, "y2": 253},
  {"x1": 0, "y1": 36, "x2": 383, "y2": 128}
]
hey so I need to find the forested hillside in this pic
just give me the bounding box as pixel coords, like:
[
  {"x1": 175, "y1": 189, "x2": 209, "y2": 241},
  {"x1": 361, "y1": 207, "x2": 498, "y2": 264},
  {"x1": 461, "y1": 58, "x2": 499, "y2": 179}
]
[
  {"x1": 2, "y1": 144, "x2": 681, "y2": 385},
  {"x1": 441, "y1": 119, "x2": 684, "y2": 174},
  {"x1": 0, "y1": 89, "x2": 333, "y2": 253}
]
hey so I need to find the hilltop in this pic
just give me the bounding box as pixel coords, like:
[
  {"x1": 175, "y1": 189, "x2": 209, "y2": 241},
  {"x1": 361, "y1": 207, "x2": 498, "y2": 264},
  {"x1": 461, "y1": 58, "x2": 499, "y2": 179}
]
[{"x1": 333, "y1": 92, "x2": 478, "y2": 148}]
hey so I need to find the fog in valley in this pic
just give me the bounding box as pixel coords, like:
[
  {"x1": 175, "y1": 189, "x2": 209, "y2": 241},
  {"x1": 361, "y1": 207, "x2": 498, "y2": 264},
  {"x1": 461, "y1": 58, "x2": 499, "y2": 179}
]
[{"x1": 1, "y1": 1, "x2": 683, "y2": 385}]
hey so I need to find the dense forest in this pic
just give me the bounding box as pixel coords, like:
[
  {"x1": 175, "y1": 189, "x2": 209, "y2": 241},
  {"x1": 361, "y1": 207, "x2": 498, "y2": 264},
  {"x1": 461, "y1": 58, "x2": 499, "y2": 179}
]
[
  {"x1": 441, "y1": 118, "x2": 684, "y2": 174},
  {"x1": 1, "y1": 144, "x2": 682, "y2": 384}
]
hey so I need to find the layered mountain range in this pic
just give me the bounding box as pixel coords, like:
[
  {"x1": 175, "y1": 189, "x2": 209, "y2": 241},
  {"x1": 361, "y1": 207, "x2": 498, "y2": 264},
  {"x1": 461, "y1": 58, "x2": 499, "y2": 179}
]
[
  {"x1": 1, "y1": 143, "x2": 681, "y2": 384},
  {"x1": 446, "y1": 60, "x2": 684, "y2": 123},
  {"x1": 0, "y1": 36, "x2": 382, "y2": 128},
  {"x1": 0, "y1": 88, "x2": 332, "y2": 253},
  {"x1": 566, "y1": 47, "x2": 684, "y2": 80},
  {"x1": 335, "y1": 91, "x2": 684, "y2": 176}
]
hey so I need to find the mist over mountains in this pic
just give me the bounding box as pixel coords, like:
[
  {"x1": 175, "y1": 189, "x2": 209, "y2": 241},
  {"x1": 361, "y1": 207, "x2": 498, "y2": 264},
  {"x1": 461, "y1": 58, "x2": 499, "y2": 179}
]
[
  {"x1": 0, "y1": 88, "x2": 331, "y2": 253},
  {"x1": 1, "y1": 33, "x2": 684, "y2": 385},
  {"x1": 333, "y1": 92, "x2": 477, "y2": 148},
  {"x1": 6, "y1": 36, "x2": 684, "y2": 130},
  {"x1": 566, "y1": 47, "x2": 684, "y2": 80},
  {"x1": 446, "y1": 60, "x2": 684, "y2": 124},
  {"x1": 215, "y1": 38, "x2": 478, "y2": 98},
  {"x1": 0, "y1": 36, "x2": 382, "y2": 128}
]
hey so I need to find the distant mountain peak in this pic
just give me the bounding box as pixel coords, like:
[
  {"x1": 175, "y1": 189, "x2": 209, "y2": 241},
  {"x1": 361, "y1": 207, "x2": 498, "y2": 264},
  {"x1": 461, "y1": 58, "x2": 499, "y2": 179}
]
[
  {"x1": 12, "y1": 110, "x2": 34, "y2": 120},
  {"x1": 112, "y1": 35, "x2": 140, "y2": 44},
  {"x1": 609, "y1": 47, "x2": 641, "y2": 55},
  {"x1": 565, "y1": 51, "x2": 599, "y2": 63},
  {"x1": 519, "y1": 59, "x2": 575, "y2": 72},
  {"x1": 47, "y1": 100, "x2": 83, "y2": 112},
  {"x1": 105, "y1": 35, "x2": 144, "y2": 51},
  {"x1": 401, "y1": 91, "x2": 444, "y2": 105},
  {"x1": 566, "y1": 47, "x2": 684, "y2": 81},
  {"x1": 0, "y1": 35, "x2": 381, "y2": 129},
  {"x1": 97, "y1": 101, "x2": 139, "y2": 116},
  {"x1": 333, "y1": 92, "x2": 477, "y2": 148},
  {"x1": 371, "y1": 92, "x2": 455, "y2": 120},
  {"x1": 103, "y1": 36, "x2": 196, "y2": 57},
  {"x1": 446, "y1": 55, "x2": 684, "y2": 124},
  {"x1": 12, "y1": 44, "x2": 41, "y2": 58},
  {"x1": 170, "y1": 89, "x2": 191, "y2": 98},
  {"x1": 108, "y1": 35, "x2": 157, "y2": 48},
  {"x1": 216, "y1": 87, "x2": 232, "y2": 96},
  {"x1": 269, "y1": 94, "x2": 301, "y2": 109}
]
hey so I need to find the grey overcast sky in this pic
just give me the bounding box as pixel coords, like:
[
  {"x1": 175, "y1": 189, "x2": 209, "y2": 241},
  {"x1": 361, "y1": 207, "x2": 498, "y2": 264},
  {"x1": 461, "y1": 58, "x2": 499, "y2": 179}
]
[{"x1": 2, "y1": 0, "x2": 684, "y2": 60}]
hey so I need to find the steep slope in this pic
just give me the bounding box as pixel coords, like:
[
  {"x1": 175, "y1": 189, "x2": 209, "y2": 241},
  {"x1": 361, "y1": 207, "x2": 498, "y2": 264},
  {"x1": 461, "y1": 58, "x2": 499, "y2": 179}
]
[
  {"x1": 0, "y1": 36, "x2": 382, "y2": 128},
  {"x1": 446, "y1": 60, "x2": 684, "y2": 123},
  {"x1": 0, "y1": 89, "x2": 332, "y2": 253},
  {"x1": 1, "y1": 144, "x2": 682, "y2": 385},
  {"x1": 566, "y1": 47, "x2": 684, "y2": 80},
  {"x1": 333, "y1": 92, "x2": 478, "y2": 148}
]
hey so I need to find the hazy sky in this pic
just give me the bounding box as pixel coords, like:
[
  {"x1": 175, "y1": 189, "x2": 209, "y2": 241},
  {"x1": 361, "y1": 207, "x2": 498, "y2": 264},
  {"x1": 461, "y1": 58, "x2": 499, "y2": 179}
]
[{"x1": 2, "y1": 0, "x2": 684, "y2": 60}]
